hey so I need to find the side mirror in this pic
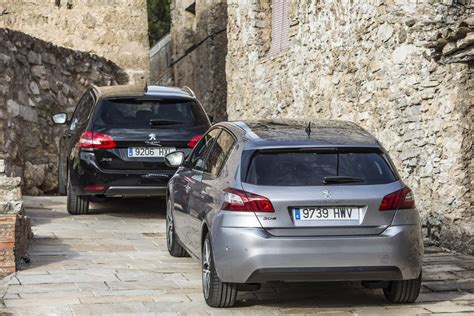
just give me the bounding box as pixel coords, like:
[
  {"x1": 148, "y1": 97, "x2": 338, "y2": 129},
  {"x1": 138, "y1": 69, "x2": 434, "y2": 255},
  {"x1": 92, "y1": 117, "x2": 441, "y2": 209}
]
[
  {"x1": 165, "y1": 151, "x2": 185, "y2": 168},
  {"x1": 52, "y1": 112, "x2": 68, "y2": 125},
  {"x1": 207, "y1": 114, "x2": 214, "y2": 123}
]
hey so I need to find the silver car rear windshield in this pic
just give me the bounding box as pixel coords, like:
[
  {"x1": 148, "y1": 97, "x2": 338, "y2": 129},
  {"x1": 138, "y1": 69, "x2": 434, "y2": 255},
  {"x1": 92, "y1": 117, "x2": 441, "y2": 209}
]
[{"x1": 244, "y1": 149, "x2": 397, "y2": 186}]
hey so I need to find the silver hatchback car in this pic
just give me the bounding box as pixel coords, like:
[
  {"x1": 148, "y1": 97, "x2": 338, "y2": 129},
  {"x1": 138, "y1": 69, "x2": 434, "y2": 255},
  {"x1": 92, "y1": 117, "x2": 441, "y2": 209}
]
[{"x1": 165, "y1": 120, "x2": 423, "y2": 308}]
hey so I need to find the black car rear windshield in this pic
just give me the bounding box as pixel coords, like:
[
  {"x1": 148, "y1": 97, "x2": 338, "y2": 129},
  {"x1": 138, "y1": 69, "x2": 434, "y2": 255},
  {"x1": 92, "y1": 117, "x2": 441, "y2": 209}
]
[
  {"x1": 94, "y1": 98, "x2": 208, "y2": 128},
  {"x1": 244, "y1": 150, "x2": 397, "y2": 186}
]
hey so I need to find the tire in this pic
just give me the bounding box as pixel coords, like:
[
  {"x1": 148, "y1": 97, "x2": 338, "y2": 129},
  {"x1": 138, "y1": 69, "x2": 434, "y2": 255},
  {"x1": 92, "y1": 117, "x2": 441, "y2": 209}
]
[
  {"x1": 166, "y1": 198, "x2": 187, "y2": 257},
  {"x1": 202, "y1": 233, "x2": 238, "y2": 308},
  {"x1": 66, "y1": 180, "x2": 89, "y2": 215},
  {"x1": 383, "y1": 272, "x2": 422, "y2": 303}
]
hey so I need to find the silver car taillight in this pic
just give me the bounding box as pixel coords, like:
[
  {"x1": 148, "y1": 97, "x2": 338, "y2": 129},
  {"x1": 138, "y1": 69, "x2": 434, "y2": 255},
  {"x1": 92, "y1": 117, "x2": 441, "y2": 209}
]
[{"x1": 222, "y1": 188, "x2": 274, "y2": 212}]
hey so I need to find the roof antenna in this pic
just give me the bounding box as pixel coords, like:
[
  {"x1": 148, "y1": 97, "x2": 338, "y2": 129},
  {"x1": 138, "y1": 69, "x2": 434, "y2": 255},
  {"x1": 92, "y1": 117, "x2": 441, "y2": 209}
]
[
  {"x1": 144, "y1": 81, "x2": 149, "y2": 93},
  {"x1": 305, "y1": 122, "x2": 311, "y2": 138}
]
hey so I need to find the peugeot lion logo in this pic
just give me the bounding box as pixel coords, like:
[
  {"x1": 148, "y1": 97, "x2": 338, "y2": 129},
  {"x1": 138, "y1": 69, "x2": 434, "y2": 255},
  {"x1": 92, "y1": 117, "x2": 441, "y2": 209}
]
[
  {"x1": 322, "y1": 190, "x2": 332, "y2": 199},
  {"x1": 146, "y1": 133, "x2": 161, "y2": 146}
]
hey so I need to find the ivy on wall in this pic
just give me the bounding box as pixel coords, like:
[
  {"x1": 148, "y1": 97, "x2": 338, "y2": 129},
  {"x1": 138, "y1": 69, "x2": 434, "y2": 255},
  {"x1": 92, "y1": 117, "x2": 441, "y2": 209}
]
[{"x1": 147, "y1": 0, "x2": 171, "y2": 46}]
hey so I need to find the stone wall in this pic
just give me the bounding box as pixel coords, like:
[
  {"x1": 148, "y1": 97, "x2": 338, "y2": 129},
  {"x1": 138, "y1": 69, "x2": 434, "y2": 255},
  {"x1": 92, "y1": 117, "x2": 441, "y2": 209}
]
[
  {"x1": 227, "y1": 1, "x2": 473, "y2": 253},
  {"x1": 0, "y1": 28, "x2": 128, "y2": 195},
  {"x1": 0, "y1": 160, "x2": 32, "y2": 278},
  {"x1": 150, "y1": 34, "x2": 173, "y2": 85},
  {"x1": 167, "y1": 0, "x2": 228, "y2": 121},
  {"x1": 0, "y1": 0, "x2": 149, "y2": 84}
]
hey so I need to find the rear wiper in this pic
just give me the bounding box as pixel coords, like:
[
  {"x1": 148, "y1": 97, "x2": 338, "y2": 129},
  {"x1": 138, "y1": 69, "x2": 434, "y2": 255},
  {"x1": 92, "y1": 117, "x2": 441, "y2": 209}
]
[
  {"x1": 149, "y1": 119, "x2": 183, "y2": 126},
  {"x1": 323, "y1": 176, "x2": 365, "y2": 184}
]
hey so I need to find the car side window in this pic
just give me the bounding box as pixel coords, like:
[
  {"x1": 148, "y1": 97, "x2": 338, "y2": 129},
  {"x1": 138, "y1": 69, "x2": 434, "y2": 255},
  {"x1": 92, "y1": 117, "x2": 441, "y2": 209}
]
[
  {"x1": 187, "y1": 128, "x2": 221, "y2": 171},
  {"x1": 203, "y1": 130, "x2": 235, "y2": 177},
  {"x1": 70, "y1": 92, "x2": 94, "y2": 131}
]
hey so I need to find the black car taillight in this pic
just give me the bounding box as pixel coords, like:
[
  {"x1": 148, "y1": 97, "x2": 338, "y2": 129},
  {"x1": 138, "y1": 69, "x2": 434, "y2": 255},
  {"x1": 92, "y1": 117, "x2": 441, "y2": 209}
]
[
  {"x1": 78, "y1": 131, "x2": 116, "y2": 149},
  {"x1": 222, "y1": 188, "x2": 274, "y2": 212},
  {"x1": 187, "y1": 134, "x2": 202, "y2": 148},
  {"x1": 379, "y1": 187, "x2": 415, "y2": 211}
]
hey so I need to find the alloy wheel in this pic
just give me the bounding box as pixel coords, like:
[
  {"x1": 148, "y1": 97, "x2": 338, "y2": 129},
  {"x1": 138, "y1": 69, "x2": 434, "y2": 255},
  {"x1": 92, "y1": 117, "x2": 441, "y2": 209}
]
[
  {"x1": 166, "y1": 201, "x2": 174, "y2": 251},
  {"x1": 202, "y1": 238, "x2": 211, "y2": 299}
]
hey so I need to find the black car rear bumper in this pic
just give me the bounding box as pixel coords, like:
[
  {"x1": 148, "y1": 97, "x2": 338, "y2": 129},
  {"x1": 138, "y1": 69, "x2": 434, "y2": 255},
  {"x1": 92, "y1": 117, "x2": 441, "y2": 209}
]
[
  {"x1": 105, "y1": 186, "x2": 167, "y2": 197},
  {"x1": 70, "y1": 151, "x2": 175, "y2": 197}
]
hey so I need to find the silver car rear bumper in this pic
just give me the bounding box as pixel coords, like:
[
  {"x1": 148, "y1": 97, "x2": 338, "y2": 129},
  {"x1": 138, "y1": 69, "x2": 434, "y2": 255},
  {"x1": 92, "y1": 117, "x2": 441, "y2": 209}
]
[{"x1": 211, "y1": 224, "x2": 422, "y2": 283}]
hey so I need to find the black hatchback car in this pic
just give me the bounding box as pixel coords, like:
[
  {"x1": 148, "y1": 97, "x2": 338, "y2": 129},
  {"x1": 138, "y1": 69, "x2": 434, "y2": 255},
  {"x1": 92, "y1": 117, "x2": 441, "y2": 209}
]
[{"x1": 52, "y1": 85, "x2": 212, "y2": 215}]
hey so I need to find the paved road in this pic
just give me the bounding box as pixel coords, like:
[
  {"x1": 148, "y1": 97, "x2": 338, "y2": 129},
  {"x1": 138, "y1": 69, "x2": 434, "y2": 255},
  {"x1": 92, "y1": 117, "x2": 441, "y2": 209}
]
[{"x1": 0, "y1": 196, "x2": 473, "y2": 315}]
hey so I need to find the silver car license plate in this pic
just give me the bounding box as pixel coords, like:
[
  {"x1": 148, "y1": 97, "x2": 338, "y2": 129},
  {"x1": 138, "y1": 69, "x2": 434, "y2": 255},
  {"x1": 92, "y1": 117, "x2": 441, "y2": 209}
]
[
  {"x1": 293, "y1": 207, "x2": 359, "y2": 221},
  {"x1": 127, "y1": 147, "x2": 176, "y2": 158}
]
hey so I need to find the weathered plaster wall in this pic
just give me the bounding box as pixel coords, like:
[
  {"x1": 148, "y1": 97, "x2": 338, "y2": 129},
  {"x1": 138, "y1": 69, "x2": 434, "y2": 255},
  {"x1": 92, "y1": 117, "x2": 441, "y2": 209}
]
[
  {"x1": 227, "y1": 1, "x2": 473, "y2": 253},
  {"x1": 0, "y1": 0, "x2": 149, "y2": 83},
  {"x1": 168, "y1": 0, "x2": 228, "y2": 121},
  {"x1": 0, "y1": 28, "x2": 128, "y2": 195}
]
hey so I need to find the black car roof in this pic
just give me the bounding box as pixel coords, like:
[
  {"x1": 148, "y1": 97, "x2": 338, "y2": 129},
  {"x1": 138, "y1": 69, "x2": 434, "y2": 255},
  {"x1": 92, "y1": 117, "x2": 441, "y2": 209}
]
[
  {"x1": 230, "y1": 119, "x2": 380, "y2": 148},
  {"x1": 91, "y1": 85, "x2": 195, "y2": 100}
]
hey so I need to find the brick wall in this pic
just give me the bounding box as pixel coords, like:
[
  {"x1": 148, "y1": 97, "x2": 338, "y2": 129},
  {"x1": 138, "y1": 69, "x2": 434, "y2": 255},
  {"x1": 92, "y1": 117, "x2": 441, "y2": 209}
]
[
  {"x1": 0, "y1": 215, "x2": 16, "y2": 277},
  {"x1": 0, "y1": 168, "x2": 32, "y2": 278}
]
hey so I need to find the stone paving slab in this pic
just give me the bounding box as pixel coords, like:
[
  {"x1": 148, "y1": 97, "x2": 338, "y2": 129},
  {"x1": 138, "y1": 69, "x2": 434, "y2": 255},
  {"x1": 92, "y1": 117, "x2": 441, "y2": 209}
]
[{"x1": 0, "y1": 196, "x2": 473, "y2": 315}]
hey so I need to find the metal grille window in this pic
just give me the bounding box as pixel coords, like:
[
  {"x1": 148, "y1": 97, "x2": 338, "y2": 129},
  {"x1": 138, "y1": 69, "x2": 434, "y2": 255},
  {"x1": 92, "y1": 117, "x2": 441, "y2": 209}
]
[{"x1": 268, "y1": 0, "x2": 290, "y2": 56}]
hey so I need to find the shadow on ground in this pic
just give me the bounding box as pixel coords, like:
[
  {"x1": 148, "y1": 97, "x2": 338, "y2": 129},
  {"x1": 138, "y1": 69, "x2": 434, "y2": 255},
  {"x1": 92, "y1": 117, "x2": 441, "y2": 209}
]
[{"x1": 89, "y1": 197, "x2": 166, "y2": 219}]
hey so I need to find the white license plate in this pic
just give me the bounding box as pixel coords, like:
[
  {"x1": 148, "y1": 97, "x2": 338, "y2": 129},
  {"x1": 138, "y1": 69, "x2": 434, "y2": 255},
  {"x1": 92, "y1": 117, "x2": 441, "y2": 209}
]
[
  {"x1": 293, "y1": 207, "x2": 359, "y2": 221},
  {"x1": 127, "y1": 147, "x2": 176, "y2": 158}
]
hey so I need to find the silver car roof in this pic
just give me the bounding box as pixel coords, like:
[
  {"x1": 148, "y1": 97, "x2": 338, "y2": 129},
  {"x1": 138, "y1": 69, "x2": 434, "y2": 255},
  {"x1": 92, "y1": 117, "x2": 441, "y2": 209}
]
[{"x1": 223, "y1": 119, "x2": 381, "y2": 149}]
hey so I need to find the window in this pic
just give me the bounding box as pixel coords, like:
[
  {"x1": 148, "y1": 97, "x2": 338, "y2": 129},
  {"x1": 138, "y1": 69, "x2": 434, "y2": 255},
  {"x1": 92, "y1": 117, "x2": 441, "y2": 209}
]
[
  {"x1": 268, "y1": 0, "x2": 290, "y2": 56},
  {"x1": 245, "y1": 150, "x2": 397, "y2": 186},
  {"x1": 187, "y1": 129, "x2": 221, "y2": 171},
  {"x1": 203, "y1": 130, "x2": 235, "y2": 177},
  {"x1": 70, "y1": 92, "x2": 94, "y2": 131},
  {"x1": 94, "y1": 99, "x2": 208, "y2": 128}
]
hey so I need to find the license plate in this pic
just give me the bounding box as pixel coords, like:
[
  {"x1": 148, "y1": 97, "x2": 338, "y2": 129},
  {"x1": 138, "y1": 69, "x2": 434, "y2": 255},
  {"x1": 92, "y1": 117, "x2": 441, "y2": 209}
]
[
  {"x1": 293, "y1": 207, "x2": 359, "y2": 221},
  {"x1": 127, "y1": 147, "x2": 176, "y2": 158}
]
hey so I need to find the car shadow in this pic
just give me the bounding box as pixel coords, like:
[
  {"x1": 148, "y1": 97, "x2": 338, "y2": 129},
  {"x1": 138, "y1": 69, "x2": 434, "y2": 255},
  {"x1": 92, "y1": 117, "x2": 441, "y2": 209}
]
[
  {"x1": 89, "y1": 196, "x2": 166, "y2": 220},
  {"x1": 235, "y1": 281, "x2": 389, "y2": 308}
]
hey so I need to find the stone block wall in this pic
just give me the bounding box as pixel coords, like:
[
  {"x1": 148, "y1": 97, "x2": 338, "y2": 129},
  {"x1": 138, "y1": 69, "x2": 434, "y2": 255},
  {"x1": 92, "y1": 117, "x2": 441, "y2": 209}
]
[
  {"x1": 227, "y1": 1, "x2": 473, "y2": 253},
  {"x1": 150, "y1": 34, "x2": 173, "y2": 85},
  {"x1": 167, "y1": 0, "x2": 228, "y2": 121},
  {"x1": 0, "y1": 167, "x2": 31, "y2": 278},
  {"x1": 0, "y1": 0, "x2": 149, "y2": 84},
  {"x1": 0, "y1": 28, "x2": 128, "y2": 195}
]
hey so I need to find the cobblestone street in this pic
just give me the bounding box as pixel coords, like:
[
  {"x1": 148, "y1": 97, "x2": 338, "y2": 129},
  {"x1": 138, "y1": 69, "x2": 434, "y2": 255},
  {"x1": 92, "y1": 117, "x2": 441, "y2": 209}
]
[{"x1": 0, "y1": 196, "x2": 473, "y2": 315}]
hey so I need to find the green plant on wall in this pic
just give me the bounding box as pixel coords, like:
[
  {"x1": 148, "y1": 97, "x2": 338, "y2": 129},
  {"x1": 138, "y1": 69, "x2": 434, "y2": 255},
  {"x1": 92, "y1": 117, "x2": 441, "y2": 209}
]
[{"x1": 147, "y1": 0, "x2": 171, "y2": 46}]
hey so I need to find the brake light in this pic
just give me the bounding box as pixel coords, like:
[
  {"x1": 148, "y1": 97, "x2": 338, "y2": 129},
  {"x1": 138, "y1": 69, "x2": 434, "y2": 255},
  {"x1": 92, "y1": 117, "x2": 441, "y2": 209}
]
[
  {"x1": 79, "y1": 131, "x2": 116, "y2": 149},
  {"x1": 379, "y1": 187, "x2": 415, "y2": 211},
  {"x1": 222, "y1": 188, "x2": 274, "y2": 212},
  {"x1": 187, "y1": 134, "x2": 202, "y2": 148}
]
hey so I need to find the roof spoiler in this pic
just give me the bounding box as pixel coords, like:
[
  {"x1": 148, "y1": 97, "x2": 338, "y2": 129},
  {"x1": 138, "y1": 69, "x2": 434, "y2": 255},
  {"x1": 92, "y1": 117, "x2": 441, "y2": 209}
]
[{"x1": 181, "y1": 86, "x2": 196, "y2": 98}]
